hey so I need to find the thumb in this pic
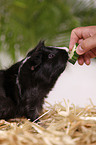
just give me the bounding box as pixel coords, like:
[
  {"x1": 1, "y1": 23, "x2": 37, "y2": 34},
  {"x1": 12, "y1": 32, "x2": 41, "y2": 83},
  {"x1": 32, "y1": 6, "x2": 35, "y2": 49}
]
[{"x1": 76, "y1": 34, "x2": 96, "y2": 55}]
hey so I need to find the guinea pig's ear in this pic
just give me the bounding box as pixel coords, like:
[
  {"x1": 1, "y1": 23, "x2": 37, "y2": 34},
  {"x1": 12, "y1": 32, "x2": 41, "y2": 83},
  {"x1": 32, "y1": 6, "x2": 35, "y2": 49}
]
[
  {"x1": 27, "y1": 41, "x2": 45, "y2": 57},
  {"x1": 35, "y1": 40, "x2": 45, "y2": 51},
  {"x1": 31, "y1": 61, "x2": 41, "y2": 71}
]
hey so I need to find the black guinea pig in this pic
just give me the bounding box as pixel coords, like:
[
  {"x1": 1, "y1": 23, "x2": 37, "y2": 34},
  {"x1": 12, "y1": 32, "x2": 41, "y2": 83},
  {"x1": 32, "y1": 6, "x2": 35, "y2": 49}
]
[{"x1": 0, "y1": 41, "x2": 68, "y2": 121}]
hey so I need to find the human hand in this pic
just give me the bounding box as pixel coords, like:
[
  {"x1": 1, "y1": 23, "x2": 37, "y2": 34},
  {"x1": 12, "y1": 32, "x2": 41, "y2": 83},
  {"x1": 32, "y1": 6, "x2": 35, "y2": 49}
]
[{"x1": 69, "y1": 26, "x2": 96, "y2": 65}]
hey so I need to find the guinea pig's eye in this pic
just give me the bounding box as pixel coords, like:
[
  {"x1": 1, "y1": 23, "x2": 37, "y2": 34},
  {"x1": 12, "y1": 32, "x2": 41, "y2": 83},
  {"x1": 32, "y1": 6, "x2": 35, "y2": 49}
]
[{"x1": 48, "y1": 53, "x2": 55, "y2": 59}]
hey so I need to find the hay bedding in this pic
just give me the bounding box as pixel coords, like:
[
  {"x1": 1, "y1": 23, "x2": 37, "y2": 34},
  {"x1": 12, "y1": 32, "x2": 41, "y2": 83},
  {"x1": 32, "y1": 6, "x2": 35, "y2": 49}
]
[{"x1": 0, "y1": 101, "x2": 96, "y2": 145}]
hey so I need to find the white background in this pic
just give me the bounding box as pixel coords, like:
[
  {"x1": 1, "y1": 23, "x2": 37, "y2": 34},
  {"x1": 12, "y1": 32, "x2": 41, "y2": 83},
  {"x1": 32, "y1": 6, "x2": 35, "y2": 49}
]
[{"x1": 46, "y1": 59, "x2": 96, "y2": 107}]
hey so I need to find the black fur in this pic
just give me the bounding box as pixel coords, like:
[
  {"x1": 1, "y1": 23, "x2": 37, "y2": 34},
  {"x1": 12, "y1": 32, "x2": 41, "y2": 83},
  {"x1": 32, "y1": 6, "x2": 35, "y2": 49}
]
[{"x1": 0, "y1": 41, "x2": 68, "y2": 121}]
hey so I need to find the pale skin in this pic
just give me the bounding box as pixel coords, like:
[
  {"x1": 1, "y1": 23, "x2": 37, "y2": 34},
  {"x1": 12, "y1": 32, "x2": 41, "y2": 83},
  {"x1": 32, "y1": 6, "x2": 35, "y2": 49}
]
[{"x1": 69, "y1": 26, "x2": 96, "y2": 65}]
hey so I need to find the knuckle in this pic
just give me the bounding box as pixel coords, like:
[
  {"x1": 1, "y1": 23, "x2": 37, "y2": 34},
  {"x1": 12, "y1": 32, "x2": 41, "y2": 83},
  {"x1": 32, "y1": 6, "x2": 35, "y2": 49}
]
[
  {"x1": 71, "y1": 28, "x2": 78, "y2": 33},
  {"x1": 72, "y1": 27, "x2": 81, "y2": 32}
]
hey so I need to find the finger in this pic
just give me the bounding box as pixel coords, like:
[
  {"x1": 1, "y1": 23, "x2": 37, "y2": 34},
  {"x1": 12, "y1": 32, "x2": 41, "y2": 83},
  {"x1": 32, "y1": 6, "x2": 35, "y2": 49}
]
[
  {"x1": 69, "y1": 26, "x2": 96, "y2": 51},
  {"x1": 81, "y1": 48, "x2": 96, "y2": 65},
  {"x1": 69, "y1": 27, "x2": 83, "y2": 51},
  {"x1": 78, "y1": 55, "x2": 84, "y2": 65},
  {"x1": 76, "y1": 34, "x2": 96, "y2": 55},
  {"x1": 87, "y1": 50, "x2": 96, "y2": 58},
  {"x1": 78, "y1": 39, "x2": 83, "y2": 44},
  {"x1": 69, "y1": 27, "x2": 91, "y2": 51},
  {"x1": 91, "y1": 47, "x2": 96, "y2": 56},
  {"x1": 83, "y1": 53, "x2": 91, "y2": 65}
]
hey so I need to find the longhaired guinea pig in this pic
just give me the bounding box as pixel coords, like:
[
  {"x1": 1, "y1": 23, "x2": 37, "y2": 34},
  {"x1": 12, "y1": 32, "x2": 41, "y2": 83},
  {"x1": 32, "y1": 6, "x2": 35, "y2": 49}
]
[{"x1": 0, "y1": 41, "x2": 68, "y2": 121}]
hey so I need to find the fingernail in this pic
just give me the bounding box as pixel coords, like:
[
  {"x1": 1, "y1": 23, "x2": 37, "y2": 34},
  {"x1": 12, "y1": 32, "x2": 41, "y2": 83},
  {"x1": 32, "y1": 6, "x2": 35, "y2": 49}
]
[
  {"x1": 78, "y1": 59, "x2": 84, "y2": 65},
  {"x1": 85, "y1": 59, "x2": 90, "y2": 65},
  {"x1": 76, "y1": 46, "x2": 84, "y2": 55}
]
